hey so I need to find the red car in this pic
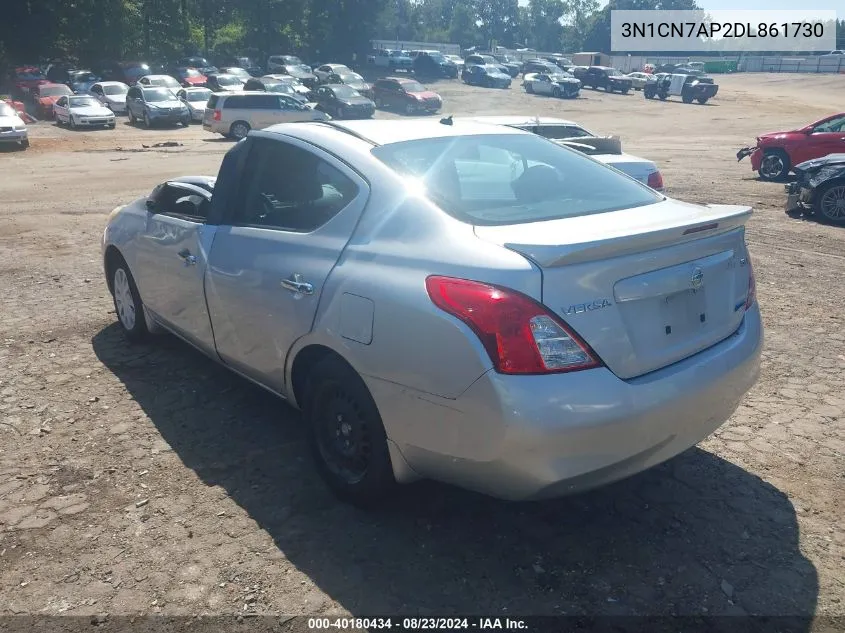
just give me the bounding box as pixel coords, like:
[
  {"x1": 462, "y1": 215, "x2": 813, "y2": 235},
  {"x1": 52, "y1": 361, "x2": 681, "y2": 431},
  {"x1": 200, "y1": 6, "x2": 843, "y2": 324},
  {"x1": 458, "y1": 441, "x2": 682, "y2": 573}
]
[
  {"x1": 737, "y1": 113, "x2": 845, "y2": 180},
  {"x1": 172, "y1": 67, "x2": 208, "y2": 87},
  {"x1": 372, "y1": 77, "x2": 442, "y2": 114},
  {"x1": 12, "y1": 66, "x2": 50, "y2": 97},
  {"x1": 31, "y1": 83, "x2": 74, "y2": 119}
]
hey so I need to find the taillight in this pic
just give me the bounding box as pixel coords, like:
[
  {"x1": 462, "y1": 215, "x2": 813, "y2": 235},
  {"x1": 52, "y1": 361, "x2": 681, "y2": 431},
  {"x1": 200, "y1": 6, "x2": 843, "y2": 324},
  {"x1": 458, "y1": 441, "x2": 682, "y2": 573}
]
[
  {"x1": 647, "y1": 170, "x2": 664, "y2": 190},
  {"x1": 213, "y1": 109, "x2": 221, "y2": 121},
  {"x1": 425, "y1": 276, "x2": 602, "y2": 375},
  {"x1": 745, "y1": 257, "x2": 756, "y2": 310}
]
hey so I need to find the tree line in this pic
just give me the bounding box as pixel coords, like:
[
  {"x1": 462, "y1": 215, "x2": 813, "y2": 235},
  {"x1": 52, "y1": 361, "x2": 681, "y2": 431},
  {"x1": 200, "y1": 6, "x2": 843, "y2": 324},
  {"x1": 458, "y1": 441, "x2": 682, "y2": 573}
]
[{"x1": 1, "y1": 0, "x2": 843, "y2": 70}]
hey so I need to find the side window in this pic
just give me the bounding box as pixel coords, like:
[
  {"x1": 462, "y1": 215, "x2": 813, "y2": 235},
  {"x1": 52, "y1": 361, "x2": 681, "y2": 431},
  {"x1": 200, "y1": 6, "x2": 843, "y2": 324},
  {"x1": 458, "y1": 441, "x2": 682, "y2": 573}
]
[
  {"x1": 56, "y1": 97, "x2": 67, "y2": 107},
  {"x1": 150, "y1": 184, "x2": 209, "y2": 222},
  {"x1": 279, "y1": 96, "x2": 300, "y2": 110},
  {"x1": 233, "y1": 139, "x2": 358, "y2": 233},
  {"x1": 814, "y1": 116, "x2": 845, "y2": 133}
]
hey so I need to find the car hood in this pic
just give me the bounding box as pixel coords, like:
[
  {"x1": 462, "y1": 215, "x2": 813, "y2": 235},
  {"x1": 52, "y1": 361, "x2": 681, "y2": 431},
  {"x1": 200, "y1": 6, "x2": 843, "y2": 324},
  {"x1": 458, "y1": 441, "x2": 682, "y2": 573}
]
[
  {"x1": 795, "y1": 153, "x2": 845, "y2": 171},
  {"x1": 71, "y1": 105, "x2": 114, "y2": 116},
  {"x1": 287, "y1": 69, "x2": 315, "y2": 79},
  {"x1": 104, "y1": 94, "x2": 127, "y2": 104},
  {"x1": 148, "y1": 100, "x2": 184, "y2": 108},
  {"x1": 553, "y1": 78, "x2": 580, "y2": 85},
  {"x1": 412, "y1": 90, "x2": 441, "y2": 99},
  {"x1": 341, "y1": 96, "x2": 374, "y2": 106},
  {"x1": 0, "y1": 114, "x2": 25, "y2": 127},
  {"x1": 486, "y1": 71, "x2": 510, "y2": 79}
]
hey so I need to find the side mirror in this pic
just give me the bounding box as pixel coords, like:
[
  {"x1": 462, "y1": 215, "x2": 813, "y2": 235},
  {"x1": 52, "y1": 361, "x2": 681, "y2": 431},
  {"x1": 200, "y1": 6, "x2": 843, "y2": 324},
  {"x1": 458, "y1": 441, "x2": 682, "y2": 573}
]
[{"x1": 145, "y1": 199, "x2": 156, "y2": 212}]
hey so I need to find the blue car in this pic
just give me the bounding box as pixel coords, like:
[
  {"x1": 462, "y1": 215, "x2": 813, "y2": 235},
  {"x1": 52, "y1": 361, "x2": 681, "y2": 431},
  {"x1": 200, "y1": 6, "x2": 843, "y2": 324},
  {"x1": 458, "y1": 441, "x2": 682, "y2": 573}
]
[{"x1": 461, "y1": 64, "x2": 511, "y2": 88}]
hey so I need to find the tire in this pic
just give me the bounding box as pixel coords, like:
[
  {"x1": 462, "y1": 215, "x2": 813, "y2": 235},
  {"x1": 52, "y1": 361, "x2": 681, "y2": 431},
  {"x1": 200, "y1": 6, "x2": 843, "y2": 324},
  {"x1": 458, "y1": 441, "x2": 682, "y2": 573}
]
[
  {"x1": 404, "y1": 101, "x2": 415, "y2": 115},
  {"x1": 69, "y1": 116, "x2": 77, "y2": 130},
  {"x1": 813, "y1": 181, "x2": 845, "y2": 225},
  {"x1": 109, "y1": 257, "x2": 149, "y2": 343},
  {"x1": 526, "y1": 83, "x2": 534, "y2": 94},
  {"x1": 143, "y1": 111, "x2": 152, "y2": 128},
  {"x1": 658, "y1": 93, "x2": 667, "y2": 100},
  {"x1": 552, "y1": 87, "x2": 561, "y2": 98},
  {"x1": 758, "y1": 149, "x2": 790, "y2": 181},
  {"x1": 128, "y1": 109, "x2": 136, "y2": 125},
  {"x1": 181, "y1": 116, "x2": 190, "y2": 127},
  {"x1": 697, "y1": 97, "x2": 708, "y2": 104},
  {"x1": 622, "y1": 88, "x2": 630, "y2": 94},
  {"x1": 229, "y1": 120, "x2": 250, "y2": 140},
  {"x1": 19, "y1": 139, "x2": 29, "y2": 150},
  {"x1": 682, "y1": 93, "x2": 694, "y2": 104},
  {"x1": 305, "y1": 356, "x2": 396, "y2": 507},
  {"x1": 375, "y1": 96, "x2": 384, "y2": 108}
]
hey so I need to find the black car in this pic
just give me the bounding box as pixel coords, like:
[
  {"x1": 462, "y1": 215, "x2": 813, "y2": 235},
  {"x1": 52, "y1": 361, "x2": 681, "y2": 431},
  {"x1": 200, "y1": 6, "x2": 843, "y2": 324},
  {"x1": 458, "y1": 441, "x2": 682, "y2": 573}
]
[
  {"x1": 326, "y1": 72, "x2": 373, "y2": 100},
  {"x1": 412, "y1": 51, "x2": 458, "y2": 78},
  {"x1": 312, "y1": 84, "x2": 375, "y2": 119},
  {"x1": 178, "y1": 56, "x2": 218, "y2": 75},
  {"x1": 581, "y1": 66, "x2": 633, "y2": 93},
  {"x1": 785, "y1": 154, "x2": 845, "y2": 226},
  {"x1": 464, "y1": 54, "x2": 509, "y2": 76},
  {"x1": 490, "y1": 53, "x2": 523, "y2": 77},
  {"x1": 95, "y1": 61, "x2": 151, "y2": 85},
  {"x1": 644, "y1": 73, "x2": 718, "y2": 104},
  {"x1": 219, "y1": 56, "x2": 263, "y2": 77},
  {"x1": 522, "y1": 59, "x2": 563, "y2": 75},
  {"x1": 205, "y1": 74, "x2": 245, "y2": 92},
  {"x1": 242, "y1": 77, "x2": 307, "y2": 103}
]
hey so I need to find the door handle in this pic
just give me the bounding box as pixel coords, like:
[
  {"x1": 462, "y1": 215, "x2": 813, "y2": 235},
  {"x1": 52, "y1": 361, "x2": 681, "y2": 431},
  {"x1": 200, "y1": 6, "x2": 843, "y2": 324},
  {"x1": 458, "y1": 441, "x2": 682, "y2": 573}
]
[
  {"x1": 177, "y1": 249, "x2": 197, "y2": 265},
  {"x1": 281, "y1": 274, "x2": 314, "y2": 295}
]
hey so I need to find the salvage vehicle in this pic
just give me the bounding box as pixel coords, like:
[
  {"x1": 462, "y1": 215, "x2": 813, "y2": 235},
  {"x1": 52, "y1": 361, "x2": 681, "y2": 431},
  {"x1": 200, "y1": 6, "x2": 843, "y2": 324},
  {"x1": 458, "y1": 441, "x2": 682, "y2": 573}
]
[
  {"x1": 53, "y1": 94, "x2": 116, "y2": 129},
  {"x1": 0, "y1": 102, "x2": 29, "y2": 149},
  {"x1": 202, "y1": 91, "x2": 329, "y2": 139},
  {"x1": 126, "y1": 85, "x2": 191, "y2": 128},
  {"x1": 522, "y1": 59, "x2": 563, "y2": 76},
  {"x1": 267, "y1": 55, "x2": 307, "y2": 73},
  {"x1": 736, "y1": 113, "x2": 845, "y2": 181},
  {"x1": 461, "y1": 64, "x2": 511, "y2": 89},
  {"x1": 102, "y1": 118, "x2": 760, "y2": 506},
  {"x1": 312, "y1": 84, "x2": 375, "y2": 119},
  {"x1": 11, "y1": 66, "x2": 50, "y2": 97},
  {"x1": 581, "y1": 67, "x2": 632, "y2": 93},
  {"x1": 270, "y1": 62, "x2": 318, "y2": 89},
  {"x1": 326, "y1": 72, "x2": 373, "y2": 100},
  {"x1": 522, "y1": 72, "x2": 581, "y2": 98},
  {"x1": 372, "y1": 77, "x2": 442, "y2": 113},
  {"x1": 205, "y1": 74, "x2": 245, "y2": 92},
  {"x1": 176, "y1": 87, "x2": 212, "y2": 122},
  {"x1": 32, "y1": 83, "x2": 73, "y2": 118},
  {"x1": 626, "y1": 71, "x2": 650, "y2": 90},
  {"x1": 490, "y1": 53, "x2": 523, "y2": 77},
  {"x1": 410, "y1": 51, "x2": 459, "y2": 78},
  {"x1": 88, "y1": 81, "x2": 129, "y2": 113},
  {"x1": 458, "y1": 116, "x2": 663, "y2": 190},
  {"x1": 644, "y1": 73, "x2": 718, "y2": 104},
  {"x1": 464, "y1": 54, "x2": 510, "y2": 76},
  {"x1": 784, "y1": 153, "x2": 845, "y2": 225},
  {"x1": 370, "y1": 49, "x2": 414, "y2": 72}
]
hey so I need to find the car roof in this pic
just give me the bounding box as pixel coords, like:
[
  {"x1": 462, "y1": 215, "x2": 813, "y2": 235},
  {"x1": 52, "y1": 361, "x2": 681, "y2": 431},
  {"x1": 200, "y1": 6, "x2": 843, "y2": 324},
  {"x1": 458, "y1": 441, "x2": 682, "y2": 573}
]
[
  {"x1": 140, "y1": 74, "x2": 173, "y2": 79},
  {"x1": 97, "y1": 81, "x2": 127, "y2": 86},
  {"x1": 275, "y1": 119, "x2": 528, "y2": 146},
  {"x1": 454, "y1": 115, "x2": 582, "y2": 127},
  {"x1": 181, "y1": 86, "x2": 210, "y2": 90}
]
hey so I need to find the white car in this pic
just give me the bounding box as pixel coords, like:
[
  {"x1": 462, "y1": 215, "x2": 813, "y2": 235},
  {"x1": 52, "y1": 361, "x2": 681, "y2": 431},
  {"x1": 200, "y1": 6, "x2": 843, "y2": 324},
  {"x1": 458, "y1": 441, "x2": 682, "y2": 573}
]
[
  {"x1": 89, "y1": 81, "x2": 129, "y2": 113},
  {"x1": 0, "y1": 101, "x2": 28, "y2": 149},
  {"x1": 54, "y1": 94, "x2": 116, "y2": 129},
  {"x1": 313, "y1": 63, "x2": 351, "y2": 83},
  {"x1": 626, "y1": 71, "x2": 650, "y2": 90},
  {"x1": 137, "y1": 75, "x2": 182, "y2": 90},
  {"x1": 176, "y1": 87, "x2": 212, "y2": 122},
  {"x1": 262, "y1": 75, "x2": 311, "y2": 98},
  {"x1": 522, "y1": 72, "x2": 581, "y2": 98},
  {"x1": 459, "y1": 116, "x2": 664, "y2": 191}
]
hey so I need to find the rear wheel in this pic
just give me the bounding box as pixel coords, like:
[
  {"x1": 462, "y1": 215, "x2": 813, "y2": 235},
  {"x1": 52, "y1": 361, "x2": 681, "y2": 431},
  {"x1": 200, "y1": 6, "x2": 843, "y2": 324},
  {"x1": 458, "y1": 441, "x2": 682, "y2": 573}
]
[
  {"x1": 697, "y1": 97, "x2": 708, "y2": 104},
  {"x1": 814, "y1": 181, "x2": 845, "y2": 225},
  {"x1": 621, "y1": 87, "x2": 630, "y2": 94},
  {"x1": 305, "y1": 356, "x2": 396, "y2": 507},
  {"x1": 758, "y1": 149, "x2": 790, "y2": 181},
  {"x1": 682, "y1": 93, "x2": 694, "y2": 104},
  {"x1": 526, "y1": 83, "x2": 534, "y2": 94},
  {"x1": 230, "y1": 120, "x2": 250, "y2": 140},
  {"x1": 404, "y1": 101, "x2": 415, "y2": 115},
  {"x1": 552, "y1": 87, "x2": 561, "y2": 98}
]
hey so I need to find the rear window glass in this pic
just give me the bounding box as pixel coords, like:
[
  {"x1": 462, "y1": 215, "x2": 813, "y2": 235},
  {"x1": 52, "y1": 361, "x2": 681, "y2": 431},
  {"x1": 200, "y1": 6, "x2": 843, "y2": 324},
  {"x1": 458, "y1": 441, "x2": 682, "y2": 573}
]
[
  {"x1": 371, "y1": 134, "x2": 661, "y2": 226},
  {"x1": 207, "y1": 94, "x2": 220, "y2": 109}
]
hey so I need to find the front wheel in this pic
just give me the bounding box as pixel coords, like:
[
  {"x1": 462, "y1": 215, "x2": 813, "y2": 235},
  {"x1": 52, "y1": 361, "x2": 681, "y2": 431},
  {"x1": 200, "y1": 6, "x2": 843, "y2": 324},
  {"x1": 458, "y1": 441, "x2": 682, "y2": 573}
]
[
  {"x1": 814, "y1": 181, "x2": 845, "y2": 225},
  {"x1": 305, "y1": 356, "x2": 396, "y2": 507},
  {"x1": 758, "y1": 150, "x2": 790, "y2": 181},
  {"x1": 110, "y1": 259, "x2": 149, "y2": 342},
  {"x1": 682, "y1": 93, "x2": 694, "y2": 104},
  {"x1": 622, "y1": 88, "x2": 630, "y2": 94},
  {"x1": 128, "y1": 109, "x2": 136, "y2": 125},
  {"x1": 404, "y1": 101, "x2": 415, "y2": 115},
  {"x1": 526, "y1": 83, "x2": 534, "y2": 94},
  {"x1": 697, "y1": 97, "x2": 708, "y2": 104},
  {"x1": 229, "y1": 120, "x2": 250, "y2": 140},
  {"x1": 69, "y1": 116, "x2": 77, "y2": 130},
  {"x1": 552, "y1": 87, "x2": 561, "y2": 98},
  {"x1": 143, "y1": 111, "x2": 152, "y2": 128}
]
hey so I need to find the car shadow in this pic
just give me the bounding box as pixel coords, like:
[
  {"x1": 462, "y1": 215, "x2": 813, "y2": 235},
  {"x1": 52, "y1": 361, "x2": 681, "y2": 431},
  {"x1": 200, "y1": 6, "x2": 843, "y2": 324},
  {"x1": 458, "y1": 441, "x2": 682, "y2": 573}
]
[{"x1": 92, "y1": 324, "x2": 818, "y2": 619}]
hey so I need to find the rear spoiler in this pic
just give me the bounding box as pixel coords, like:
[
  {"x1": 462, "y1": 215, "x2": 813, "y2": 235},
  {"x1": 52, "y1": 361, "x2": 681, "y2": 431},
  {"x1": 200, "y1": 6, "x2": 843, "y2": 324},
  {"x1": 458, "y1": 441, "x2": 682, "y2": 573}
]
[{"x1": 556, "y1": 135, "x2": 622, "y2": 155}]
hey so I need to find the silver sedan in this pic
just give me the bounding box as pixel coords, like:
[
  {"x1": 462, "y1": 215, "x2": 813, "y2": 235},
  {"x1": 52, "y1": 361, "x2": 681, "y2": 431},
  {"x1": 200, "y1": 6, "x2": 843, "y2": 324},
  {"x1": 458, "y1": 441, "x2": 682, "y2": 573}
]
[{"x1": 102, "y1": 119, "x2": 762, "y2": 506}]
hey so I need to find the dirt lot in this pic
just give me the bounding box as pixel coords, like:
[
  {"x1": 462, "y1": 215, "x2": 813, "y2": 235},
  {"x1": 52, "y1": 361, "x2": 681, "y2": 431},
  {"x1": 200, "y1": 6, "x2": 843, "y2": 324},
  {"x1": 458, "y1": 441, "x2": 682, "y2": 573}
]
[{"x1": 0, "y1": 73, "x2": 843, "y2": 624}]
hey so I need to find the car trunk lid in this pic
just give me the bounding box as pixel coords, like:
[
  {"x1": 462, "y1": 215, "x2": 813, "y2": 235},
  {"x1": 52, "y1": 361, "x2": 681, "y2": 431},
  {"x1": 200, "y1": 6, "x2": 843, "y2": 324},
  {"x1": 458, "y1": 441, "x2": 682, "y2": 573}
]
[{"x1": 473, "y1": 199, "x2": 754, "y2": 379}]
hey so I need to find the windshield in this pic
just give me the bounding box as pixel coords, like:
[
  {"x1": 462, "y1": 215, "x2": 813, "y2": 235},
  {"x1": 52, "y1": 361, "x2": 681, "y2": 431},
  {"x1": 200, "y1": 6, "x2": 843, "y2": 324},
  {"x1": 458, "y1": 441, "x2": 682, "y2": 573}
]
[
  {"x1": 124, "y1": 66, "x2": 149, "y2": 80},
  {"x1": 332, "y1": 85, "x2": 360, "y2": 99},
  {"x1": 339, "y1": 74, "x2": 364, "y2": 85},
  {"x1": 148, "y1": 76, "x2": 179, "y2": 87},
  {"x1": 428, "y1": 52, "x2": 446, "y2": 63},
  {"x1": 71, "y1": 72, "x2": 98, "y2": 83},
  {"x1": 103, "y1": 84, "x2": 128, "y2": 95},
  {"x1": 483, "y1": 65, "x2": 503, "y2": 75},
  {"x1": 215, "y1": 75, "x2": 242, "y2": 86},
  {"x1": 607, "y1": 68, "x2": 623, "y2": 76},
  {"x1": 400, "y1": 81, "x2": 426, "y2": 93},
  {"x1": 0, "y1": 103, "x2": 17, "y2": 117},
  {"x1": 143, "y1": 88, "x2": 176, "y2": 102},
  {"x1": 549, "y1": 73, "x2": 574, "y2": 81},
  {"x1": 285, "y1": 65, "x2": 312, "y2": 75},
  {"x1": 389, "y1": 51, "x2": 407, "y2": 58},
  {"x1": 185, "y1": 89, "x2": 211, "y2": 101},
  {"x1": 371, "y1": 134, "x2": 660, "y2": 226},
  {"x1": 187, "y1": 58, "x2": 209, "y2": 67},
  {"x1": 225, "y1": 68, "x2": 250, "y2": 78},
  {"x1": 69, "y1": 96, "x2": 100, "y2": 108},
  {"x1": 40, "y1": 85, "x2": 72, "y2": 97}
]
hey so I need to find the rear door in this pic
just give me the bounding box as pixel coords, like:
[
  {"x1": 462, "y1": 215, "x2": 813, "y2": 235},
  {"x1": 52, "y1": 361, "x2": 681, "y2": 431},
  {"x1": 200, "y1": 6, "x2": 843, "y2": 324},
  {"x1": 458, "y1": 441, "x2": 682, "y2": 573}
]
[
  {"x1": 205, "y1": 136, "x2": 370, "y2": 391},
  {"x1": 797, "y1": 114, "x2": 845, "y2": 164}
]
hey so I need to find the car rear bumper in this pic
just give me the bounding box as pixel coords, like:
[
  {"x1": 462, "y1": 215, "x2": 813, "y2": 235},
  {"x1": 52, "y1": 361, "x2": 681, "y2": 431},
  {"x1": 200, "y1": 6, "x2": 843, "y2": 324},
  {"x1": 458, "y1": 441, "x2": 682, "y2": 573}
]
[
  {"x1": 368, "y1": 305, "x2": 762, "y2": 500},
  {"x1": 0, "y1": 129, "x2": 28, "y2": 144}
]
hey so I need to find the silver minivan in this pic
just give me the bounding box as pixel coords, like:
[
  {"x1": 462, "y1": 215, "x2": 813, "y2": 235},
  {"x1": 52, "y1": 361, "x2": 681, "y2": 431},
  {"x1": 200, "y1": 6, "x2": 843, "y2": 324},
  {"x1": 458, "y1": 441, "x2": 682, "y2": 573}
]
[{"x1": 202, "y1": 91, "x2": 330, "y2": 139}]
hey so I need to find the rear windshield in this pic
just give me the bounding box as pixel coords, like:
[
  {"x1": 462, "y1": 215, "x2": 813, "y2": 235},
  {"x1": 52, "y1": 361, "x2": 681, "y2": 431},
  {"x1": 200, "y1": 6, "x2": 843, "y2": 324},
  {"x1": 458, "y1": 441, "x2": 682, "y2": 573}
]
[
  {"x1": 103, "y1": 84, "x2": 127, "y2": 95},
  {"x1": 39, "y1": 85, "x2": 72, "y2": 96},
  {"x1": 207, "y1": 94, "x2": 220, "y2": 109},
  {"x1": 371, "y1": 134, "x2": 661, "y2": 226}
]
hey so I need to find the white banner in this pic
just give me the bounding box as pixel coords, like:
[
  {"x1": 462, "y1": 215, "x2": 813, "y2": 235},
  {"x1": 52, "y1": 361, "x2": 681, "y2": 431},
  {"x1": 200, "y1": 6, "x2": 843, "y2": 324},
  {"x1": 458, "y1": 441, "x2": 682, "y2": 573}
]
[{"x1": 610, "y1": 10, "x2": 838, "y2": 53}]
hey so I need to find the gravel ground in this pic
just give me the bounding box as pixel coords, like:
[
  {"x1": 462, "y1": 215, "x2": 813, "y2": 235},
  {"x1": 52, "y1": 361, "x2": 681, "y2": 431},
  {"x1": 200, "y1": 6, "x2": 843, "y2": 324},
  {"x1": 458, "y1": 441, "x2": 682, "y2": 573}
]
[{"x1": 0, "y1": 73, "x2": 843, "y2": 625}]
